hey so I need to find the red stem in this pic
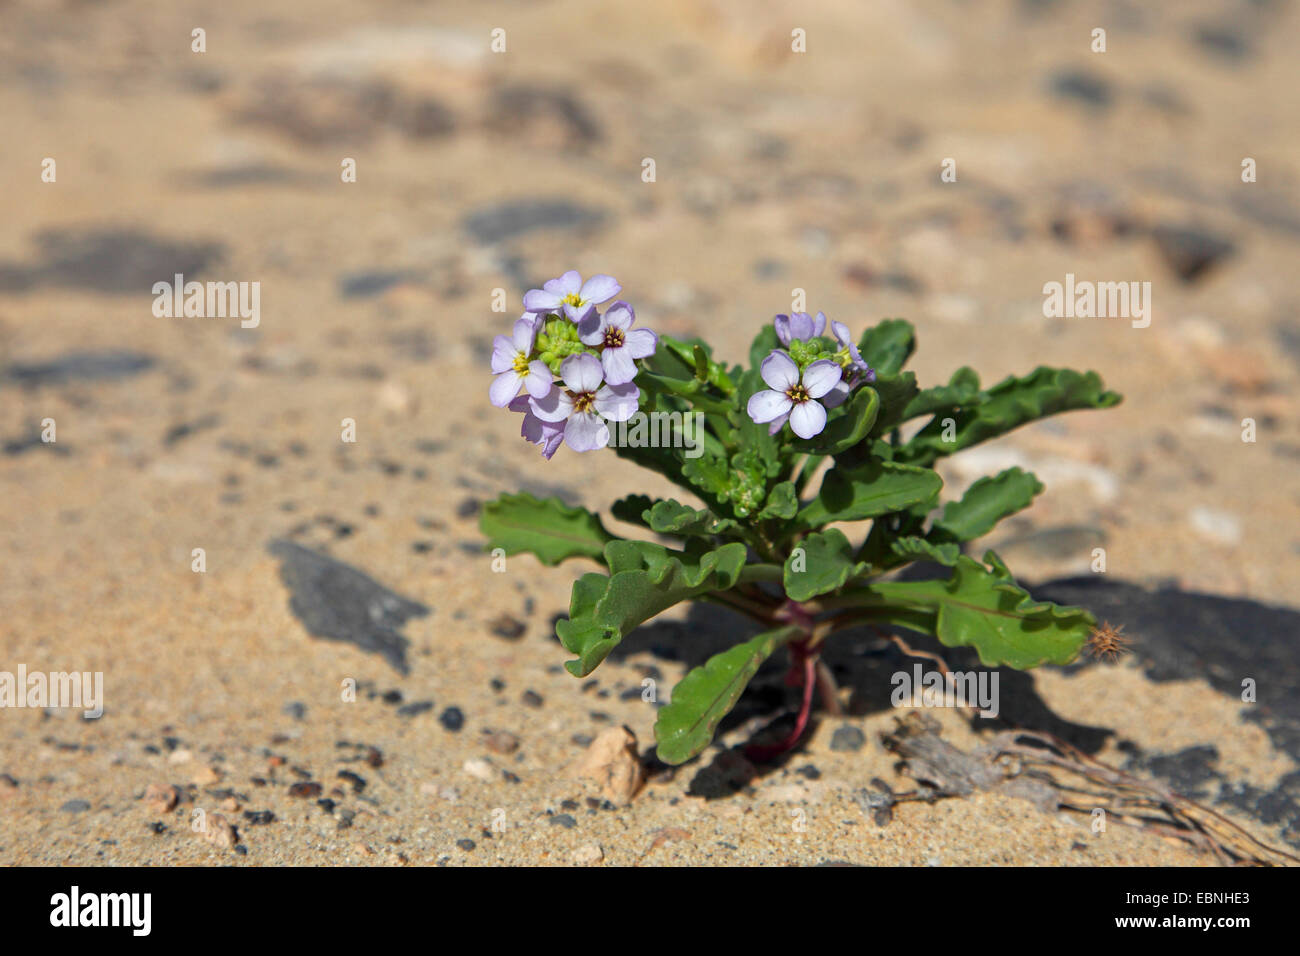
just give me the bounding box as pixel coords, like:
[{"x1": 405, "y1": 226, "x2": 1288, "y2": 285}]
[{"x1": 746, "y1": 645, "x2": 817, "y2": 763}]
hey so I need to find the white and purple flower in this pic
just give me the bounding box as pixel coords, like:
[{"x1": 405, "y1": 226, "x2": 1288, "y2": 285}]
[
  {"x1": 774, "y1": 311, "x2": 827, "y2": 347},
  {"x1": 747, "y1": 351, "x2": 842, "y2": 439},
  {"x1": 577, "y1": 301, "x2": 657, "y2": 385},
  {"x1": 832, "y1": 320, "x2": 875, "y2": 383},
  {"x1": 523, "y1": 270, "x2": 621, "y2": 323},
  {"x1": 490, "y1": 315, "x2": 552, "y2": 408},
  {"x1": 528, "y1": 353, "x2": 639, "y2": 453},
  {"x1": 508, "y1": 395, "x2": 566, "y2": 460}
]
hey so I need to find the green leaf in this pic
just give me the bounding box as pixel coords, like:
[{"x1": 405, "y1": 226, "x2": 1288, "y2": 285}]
[
  {"x1": 858, "y1": 319, "x2": 915, "y2": 376},
  {"x1": 757, "y1": 481, "x2": 799, "y2": 520},
  {"x1": 654, "y1": 625, "x2": 802, "y2": 765},
  {"x1": 796, "y1": 459, "x2": 942, "y2": 528},
  {"x1": 556, "y1": 541, "x2": 749, "y2": 676},
  {"x1": 480, "y1": 492, "x2": 614, "y2": 566},
  {"x1": 895, "y1": 367, "x2": 1121, "y2": 467},
  {"x1": 889, "y1": 536, "x2": 961, "y2": 567},
  {"x1": 644, "y1": 499, "x2": 739, "y2": 537},
  {"x1": 748, "y1": 323, "x2": 781, "y2": 370},
  {"x1": 792, "y1": 384, "x2": 879, "y2": 455},
  {"x1": 867, "y1": 552, "x2": 1095, "y2": 669},
  {"x1": 785, "y1": 529, "x2": 866, "y2": 601},
  {"x1": 902, "y1": 366, "x2": 984, "y2": 420},
  {"x1": 931, "y1": 467, "x2": 1043, "y2": 543},
  {"x1": 867, "y1": 371, "x2": 920, "y2": 437}
]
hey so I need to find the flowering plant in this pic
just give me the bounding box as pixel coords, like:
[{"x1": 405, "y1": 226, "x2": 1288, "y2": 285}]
[{"x1": 482, "y1": 271, "x2": 1122, "y2": 764}]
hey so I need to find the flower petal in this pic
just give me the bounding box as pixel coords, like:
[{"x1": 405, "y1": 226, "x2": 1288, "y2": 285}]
[
  {"x1": 773, "y1": 314, "x2": 792, "y2": 347},
  {"x1": 831, "y1": 320, "x2": 852, "y2": 347},
  {"x1": 491, "y1": 335, "x2": 517, "y2": 373},
  {"x1": 594, "y1": 381, "x2": 639, "y2": 421},
  {"x1": 507, "y1": 395, "x2": 531, "y2": 413},
  {"x1": 788, "y1": 312, "x2": 814, "y2": 340},
  {"x1": 802, "y1": 359, "x2": 842, "y2": 399},
  {"x1": 523, "y1": 361, "x2": 553, "y2": 397},
  {"x1": 600, "y1": 345, "x2": 637, "y2": 385},
  {"x1": 623, "y1": 327, "x2": 657, "y2": 359},
  {"x1": 602, "y1": 301, "x2": 634, "y2": 331},
  {"x1": 579, "y1": 274, "x2": 621, "y2": 304},
  {"x1": 821, "y1": 380, "x2": 851, "y2": 409},
  {"x1": 561, "y1": 352, "x2": 604, "y2": 393},
  {"x1": 544, "y1": 270, "x2": 582, "y2": 296},
  {"x1": 489, "y1": 370, "x2": 522, "y2": 407},
  {"x1": 529, "y1": 388, "x2": 572, "y2": 422},
  {"x1": 523, "y1": 289, "x2": 562, "y2": 312},
  {"x1": 789, "y1": 400, "x2": 828, "y2": 439},
  {"x1": 576, "y1": 309, "x2": 606, "y2": 345},
  {"x1": 564, "y1": 411, "x2": 610, "y2": 452},
  {"x1": 760, "y1": 350, "x2": 799, "y2": 391},
  {"x1": 512, "y1": 316, "x2": 538, "y2": 353},
  {"x1": 747, "y1": 389, "x2": 793, "y2": 423},
  {"x1": 564, "y1": 301, "x2": 596, "y2": 324},
  {"x1": 767, "y1": 411, "x2": 790, "y2": 435},
  {"x1": 811, "y1": 311, "x2": 827, "y2": 337}
]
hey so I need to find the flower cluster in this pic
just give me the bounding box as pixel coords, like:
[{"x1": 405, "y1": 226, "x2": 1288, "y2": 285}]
[
  {"x1": 748, "y1": 311, "x2": 877, "y2": 439},
  {"x1": 489, "y1": 271, "x2": 657, "y2": 458}
]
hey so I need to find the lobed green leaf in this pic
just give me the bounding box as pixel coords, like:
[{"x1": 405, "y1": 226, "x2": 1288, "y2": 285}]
[{"x1": 480, "y1": 492, "x2": 614, "y2": 566}]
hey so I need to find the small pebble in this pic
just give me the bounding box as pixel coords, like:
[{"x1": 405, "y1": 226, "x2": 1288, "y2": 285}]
[
  {"x1": 489, "y1": 614, "x2": 527, "y2": 640},
  {"x1": 439, "y1": 707, "x2": 465, "y2": 731},
  {"x1": 830, "y1": 726, "x2": 866, "y2": 752}
]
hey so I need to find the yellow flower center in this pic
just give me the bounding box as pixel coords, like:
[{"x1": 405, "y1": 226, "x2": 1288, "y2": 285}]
[
  {"x1": 512, "y1": 353, "x2": 531, "y2": 374},
  {"x1": 786, "y1": 384, "x2": 810, "y2": 404},
  {"x1": 603, "y1": 327, "x2": 625, "y2": 349},
  {"x1": 571, "y1": 390, "x2": 597, "y2": 413},
  {"x1": 562, "y1": 292, "x2": 586, "y2": 308}
]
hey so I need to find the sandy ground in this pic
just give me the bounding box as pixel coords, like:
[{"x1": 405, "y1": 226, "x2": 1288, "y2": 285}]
[{"x1": 1, "y1": 0, "x2": 1299, "y2": 865}]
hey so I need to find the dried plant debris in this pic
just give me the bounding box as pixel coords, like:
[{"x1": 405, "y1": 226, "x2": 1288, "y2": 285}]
[
  {"x1": 865, "y1": 713, "x2": 1298, "y2": 866},
  {"x1": 267, "y1": 539, "x2": 429, "y2": 674}
]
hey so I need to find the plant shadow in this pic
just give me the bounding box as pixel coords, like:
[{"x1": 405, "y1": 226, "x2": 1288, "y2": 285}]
[{"x1": 614, "y1": 571, "x2": 1300, "y2": 827}]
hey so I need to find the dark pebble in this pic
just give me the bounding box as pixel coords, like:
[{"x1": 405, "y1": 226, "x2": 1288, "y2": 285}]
[
  {"x1": 549, "y1": 814, "x2": 577, "y2": 829},
  {"x1": 489, "y1": 614, "x2": 527, "y2": 641},
  {"x1": 243, "y1": 810, "x2": 276, "y2": 825},
  {"x1": 521, "y1": 690, "x2": 544, "y2": 708},
  {"x1": 60, "y1": 799, "x2": 91, "y2": 813},
  {"x1": 456, "y1": 497, "x2": 480, "y2": 518},
  {"x1": 797, "y1": 764, "x2": 822, "y2": 780},
  {"x1": 397, "y1": 700, "x2": 434, "y2": 718},
  {"x1": 1150, "y1": 225, "x2": 1235, "y2": 283},
  {"x1": 1048, "y1": 69, "x2": 1112, "y2": 109},
  {"x1": 337, "y1": 770, "x2": 367, "y2": 793},
  {"x1": 439, "y1": 707, "x2": 465, "y2": 731},
  {"x1": 288, "y1": 782, "x2": 323, "y2": 799},
  {"x1": 462, "y1": 198, "x2": 607, "y2": 245},
  {"x1": 457, "y1": 838, "x2": 476, "y2": 851},
  {"x1": 282, "y1": 701, "x2": 307, "y2": 720},
  {"x1": 830, "y1": 726, "x2": 866, "y2": 752}
]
